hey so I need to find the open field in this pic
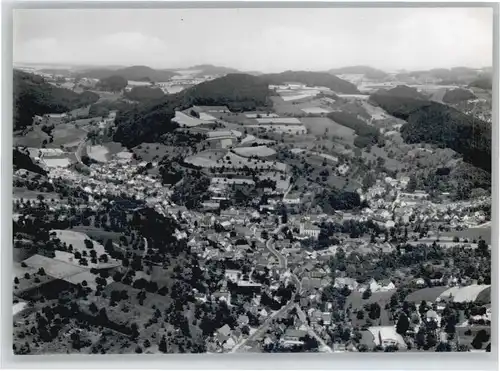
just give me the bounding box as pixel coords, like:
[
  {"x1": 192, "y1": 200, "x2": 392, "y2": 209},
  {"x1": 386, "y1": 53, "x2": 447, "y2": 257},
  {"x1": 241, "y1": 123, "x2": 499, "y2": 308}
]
[
  {"x1": 68, "y1": 105, "x2": 91, "y2": 118},
  {"x1": 172, "y1": 111, "x2": 211, "y2": 127},
  {"x1": 132, "y1": 143, "x2": 182, "y2": 162},
  {"x1": 301, "y1": 117, "x2": 356, "y2": 141},
  {"x1": 14, "y1": 127, "x2": 50, "y2": 148},
  {"x1": 70, "y1": 226, "x2": 122, "y2": 244},
  {"x1": 233, "y1": 146, "x2": 276, "y2": 158},
  {"x1": 43, "y1": 157, "x2": 72, "y2": 168},
  {"x1": 13, "y1": 187, "x2": 61, "y2": 201},
  {"x1": 441, "y1": 226, "x2": 491, "y2": 245},
  {"x1": 346, "y1": 290, "x2": 396, "y2": 327},
  {"x1": 87, "y1": 145, "x2": 110, "y2": 162},
  {"x1": 90, "y1": 90, "x2": 123, "y2": 103},
  {"x1": 244, "y1": 124, "x2": 307, "y2": 135},
  {"x1": 49, "y1": 123, "x2": 87, "y2": 147}
]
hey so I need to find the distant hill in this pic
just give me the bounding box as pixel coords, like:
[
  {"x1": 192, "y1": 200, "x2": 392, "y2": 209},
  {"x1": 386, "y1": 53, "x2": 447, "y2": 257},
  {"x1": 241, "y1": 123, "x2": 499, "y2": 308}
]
[
  {"x1": 124, "y1": 86, "x2": 165, "y2": 103},
  {"x1": 79, "y1": 65, "x2": 177, "y2": 82},
  {"x1": 375, "y1": 85, "x2": 428, "y2": 100},
  {"x1": 185, "y1": 73, "x2": 270, "y2": 111},
  {"x1": 329, "y1": 66, "x2": 388, "y2": 79},
  {"x1": 403, "y1": 67, "x2": 483, "y2": 85},
  {"x1": 13, "y1": 70, "x2": 99, "y2": 131},
  {"x1": 469, "y1": 76, "x2": 492, "y2": 90},
  {"x1": 186, "y1": 64, "x2": 240, "y2": 76},
  {"x1": 442, "y1": 88, "x2": 476, "y2": 104},
  {"x1": 370, "y1": 88, "x2": 491, "y2": 172},
  {"x1": 113, "y1": 73, "x2": 270, "y2": 147},
  {"x1": 261, "y1": 70, "x2": 360, "y2": 94},
  {"x1": 39, "y1": 68, "x2": 74, "y2": 77}
]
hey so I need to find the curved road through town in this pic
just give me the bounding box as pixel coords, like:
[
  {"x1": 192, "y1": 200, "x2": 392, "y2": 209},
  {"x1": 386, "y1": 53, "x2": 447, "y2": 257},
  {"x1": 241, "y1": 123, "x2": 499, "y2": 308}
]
[{"x1": 231, "y1": 223, "x2": 331, "y2": 353}]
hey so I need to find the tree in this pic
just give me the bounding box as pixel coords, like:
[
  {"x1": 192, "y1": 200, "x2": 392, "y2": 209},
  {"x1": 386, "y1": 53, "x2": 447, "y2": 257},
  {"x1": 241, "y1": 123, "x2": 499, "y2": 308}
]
[
  {"x1": 471, "y1": 330, "x2": 489, "y2": 349},
  {"x1": 406, "y1": 175, "x2": 418, "y2": 193},
  {"x1": 362, "y1": 172, "x2": 376, "y2": 191},
  {"x1": 159, "y1": 335, "x2": 168, "y2": 353},
  {"x1": 356, "y1": 310, "x2": 365, "y2": 320},
  {"x1": 396, "y1": 313, "x2": 410, "y2": 336},
  {"x1": 362, "y1": 288, "x2": 372, "y2": 300},
  {"x1": 419, "y1": 300, "x2": 428, "y2": 317},
  {"x1": 368, "y1": 303, "x2": 381, "y2": 320}
]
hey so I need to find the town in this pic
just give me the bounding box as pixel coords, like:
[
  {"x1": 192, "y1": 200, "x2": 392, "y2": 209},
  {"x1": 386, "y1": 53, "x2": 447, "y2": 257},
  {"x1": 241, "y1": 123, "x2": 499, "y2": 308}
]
[{"x1": 11, "y1": 7, "x2": 492, "y2": 357}]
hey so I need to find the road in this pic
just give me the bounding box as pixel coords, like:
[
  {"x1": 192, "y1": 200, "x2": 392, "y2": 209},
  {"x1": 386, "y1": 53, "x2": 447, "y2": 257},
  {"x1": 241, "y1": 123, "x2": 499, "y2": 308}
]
[
  {"x1": 294, "y1": 304, "x2": 333, "y2": 353},
  {"x1": 230, "y1": 299, "x2": 296, "y2": 353},
  {"x1": 142, "y1": 237, "x2": 149, "y2": 258},
  {"x1": 266, "y1": 238, "x2": 287, "y2": 270},
  {"x1": 232, "y1": 223, "x2": 300, "y2": 353},
  {"x1": 75, "y1": 138, "x2": 89, "y2": 169}
]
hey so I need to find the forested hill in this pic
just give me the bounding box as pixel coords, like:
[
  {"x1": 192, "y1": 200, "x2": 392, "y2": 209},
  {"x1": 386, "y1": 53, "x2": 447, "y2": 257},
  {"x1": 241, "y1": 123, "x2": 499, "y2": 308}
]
[
  {"x1": 13, "y1": 70, "x2": 99, "y2": 131},
  {"x1": 370, "y1": 89, "x2": 491, "y2": 172},
  {"x1": 184, "y1": 73, "x2": 270, "y2": 110},
  {"x1": 113, "y1": 73, "x2": 270, "y2": 147},
  {"x1": 400, "y1": 103, "x2": 491, "y2": 172},
  {"x1": 261, "y1": 71, "x2": 360, "y2": 94},
  {"x1": 329, "y1": 66, "x2": 388, "y2": 79}
]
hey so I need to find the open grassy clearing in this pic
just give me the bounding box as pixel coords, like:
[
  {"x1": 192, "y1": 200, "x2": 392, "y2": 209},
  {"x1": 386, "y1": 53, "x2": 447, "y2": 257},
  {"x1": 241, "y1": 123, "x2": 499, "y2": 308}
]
[
  {"x1": 87, "y1": 145, "x2": 110, "y2": 162},
  {"x1": 49, "y1": 123, "x2": 87, "y2": 147},
  {"x1": 441, "y1": 226, "x2": 491, "y2": 245},
  {"x1": 68, "y1": 105, "x2": 91, "y2": 118},
  {"x1": 133, "y1": 143, "x2": 194, "y2": 163},
  {"x1": 301, "y1": 117, "x2": 356, "y2": 141},
  {"x1": 346, "y1": 290, "x2": 396, "y2": 327},
  {"x1": 14, "y1": 127, "x2": 50, "y2": 148},
  {"x1": 13, "y1": 187, "x2": 61, "y2": 201},
  {"x1": 69, "y1": 226, "x2": 123, "y2": 245},
  {"x1": 232, "y1": 146, "x2": 276, "y2": 158}
]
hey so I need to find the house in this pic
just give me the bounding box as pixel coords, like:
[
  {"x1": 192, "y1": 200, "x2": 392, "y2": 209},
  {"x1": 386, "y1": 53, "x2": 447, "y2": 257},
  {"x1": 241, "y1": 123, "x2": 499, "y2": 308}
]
[
  {"x1": 237, "y1": 315, "x2": 249, "y2": 326},
  {"x1": 322, "y1": 312, "x2": 332, "y2": 325},
  {"x1": 359, "y1": 278, "x2": 395, "y2": 293},
  {"x1": 334, "y1": 277, "x2": 359, "y2": 291},
  {"x1": 283, "y1": 329, "x2": 307, "y2": 343},
  {"x1": 299, "y1": 223, "x2": 321, "y2": 239},
  {"x1": 225, "y1": 269, "x2": 242, "y2": 282},
  {"x1": 216, "y1": 324, "x2": 232, "y2": 344}
]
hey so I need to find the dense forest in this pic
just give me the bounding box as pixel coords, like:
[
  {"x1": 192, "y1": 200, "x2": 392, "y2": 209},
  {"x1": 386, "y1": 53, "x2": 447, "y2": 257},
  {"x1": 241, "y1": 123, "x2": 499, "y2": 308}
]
[
  {"x1": 113, "y1": 93, "x2": 185, "y2": 148},
  {"x1": 261, "y1": 71, "x2": 360, "y2": 94},
  {"x1": 442, "y1": 88, "x2": 476, "y2": 104},
  {"x1": 113, "y1": 74, "x2": 271, "y2": 147},
  {"x1": 371, "y1": 89, "x2": 491, "y2": 172},
  {"x1": 96, "y1": 75, "x2": 128, "y2": 92},
  {"x1": 185, "y1": 73, "x2": 270, "y2": 111},
  {"x1": 400, "y1": 102, "x2": 491, "y2": 172},
  {"x1": 78, "y1": 65, "x2": 177, "y2": 82},
  {"x1": 13, "y1": 148, "x2": 47, "y2": 175},
  {"x1": 124, "y1": 86, "x2": 165, "y2": 103},
  {"x1": 13, "y1": 70, "x2": 99, "y2": 131},
  {"x1": 469, "y1": 77, "x2": 492, "y2": 90}
]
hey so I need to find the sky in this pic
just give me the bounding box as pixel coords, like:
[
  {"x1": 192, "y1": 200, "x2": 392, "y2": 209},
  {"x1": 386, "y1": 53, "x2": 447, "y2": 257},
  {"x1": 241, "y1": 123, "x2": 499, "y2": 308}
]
[{"x1": 13, "y1": 7, "x2": 494, "y2": 73}]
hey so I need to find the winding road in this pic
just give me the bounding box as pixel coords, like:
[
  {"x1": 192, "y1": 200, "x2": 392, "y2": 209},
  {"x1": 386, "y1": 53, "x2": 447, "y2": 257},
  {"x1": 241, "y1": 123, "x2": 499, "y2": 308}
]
[{"x1": 231, "y1": 223, "x2": 330, "y2": 353}]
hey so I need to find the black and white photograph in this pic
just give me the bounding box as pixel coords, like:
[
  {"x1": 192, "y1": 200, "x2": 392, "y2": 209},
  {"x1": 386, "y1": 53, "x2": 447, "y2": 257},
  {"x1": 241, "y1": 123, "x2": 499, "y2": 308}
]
[{"x1": 10, "y1": 5, "x2": 494, "y2": 356}]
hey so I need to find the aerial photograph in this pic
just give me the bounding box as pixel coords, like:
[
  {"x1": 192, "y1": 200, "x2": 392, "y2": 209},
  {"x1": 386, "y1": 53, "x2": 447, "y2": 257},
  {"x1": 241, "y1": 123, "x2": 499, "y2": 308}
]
[{"x1": 11, "y1": 7, "x2": 493, "y2": 355}]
